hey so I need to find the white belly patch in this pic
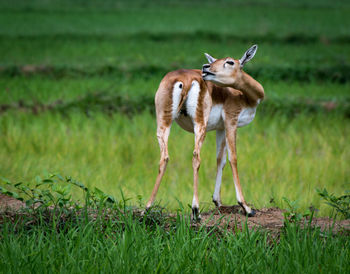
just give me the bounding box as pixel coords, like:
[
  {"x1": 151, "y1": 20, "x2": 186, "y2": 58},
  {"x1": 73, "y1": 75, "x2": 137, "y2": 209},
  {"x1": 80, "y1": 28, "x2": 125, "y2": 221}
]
[
  {"x1": 175, "y1": 85, "x2": 260, "y2": 131},
  {"x1": 207, "y1": 104, "x2": 224, "y2": 131},
  {"x1": 237, "y1": 100, "x2": 260, "y2": 128}
]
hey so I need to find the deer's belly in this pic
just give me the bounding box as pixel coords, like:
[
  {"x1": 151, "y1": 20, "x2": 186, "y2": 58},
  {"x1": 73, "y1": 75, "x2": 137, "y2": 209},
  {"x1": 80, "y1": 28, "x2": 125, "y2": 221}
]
[
  {"x1": 206, "y1": 104, "x2": 224, "y2": 131},
  {"x1": 175, "y1": 104, "x2": 224, "y2": 133},
  {"x1": 175, "y1": 115, "x2": 194, "y2": 132},
  {"x1": 237, "y1": 100, "x2": 260, "y2": 128},
  {"x1": 176, "y1": 102, "x2": 259, "y2": 132}
]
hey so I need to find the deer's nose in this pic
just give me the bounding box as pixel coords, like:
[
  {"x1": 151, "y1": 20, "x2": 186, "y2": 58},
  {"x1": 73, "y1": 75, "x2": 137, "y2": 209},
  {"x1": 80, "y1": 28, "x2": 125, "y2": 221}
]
[{"x1": 202, "y1": 64, "x2": 210, "y2": 69}]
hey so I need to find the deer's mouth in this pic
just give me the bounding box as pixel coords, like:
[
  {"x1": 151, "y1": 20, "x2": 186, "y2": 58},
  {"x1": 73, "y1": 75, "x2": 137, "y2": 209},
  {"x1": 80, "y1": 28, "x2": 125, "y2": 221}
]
[{"x1": 202, "y1": 70, "x2": 215, "y2": 78}]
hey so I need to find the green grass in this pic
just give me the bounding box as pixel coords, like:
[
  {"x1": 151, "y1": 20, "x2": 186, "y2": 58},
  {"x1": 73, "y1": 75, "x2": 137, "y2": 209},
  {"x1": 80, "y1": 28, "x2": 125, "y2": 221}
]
[
  {"x1": 0, "y1": 111, "x2": 348, "y2": 216},
  {"x1": 0, "y1": 205, "x2": 349, "y2": 273},
  {"x1": 1, "y1": 76, "x2": 349, "y2": 105},
  {"x1": 1, "y1": 0, "x2": 350, "y2": 10},
  {"x1": 0, "y1": 0, "x2": 349, "y2": 272},
  {"x1": 0, "y1": 0, "x2": 348, "y2": 217},
  {"x1": 1, "y1": 37, "x2": 349, "y2": 68},
  {"x1": 1, "y1": 2, "x2": 349, "y2": 38}
]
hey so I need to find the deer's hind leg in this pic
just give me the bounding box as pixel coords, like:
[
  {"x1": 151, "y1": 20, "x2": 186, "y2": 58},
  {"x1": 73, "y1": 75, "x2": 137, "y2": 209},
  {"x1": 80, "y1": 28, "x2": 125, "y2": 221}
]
[
  {"x1": 146, "y1": 121, "x2": 171, "y2": 209},
  {"x1": 145, "y1": 86, "x2": 176, "y2": 210},
  {"x1": 191, "y1": 123, "x2": 207, "y2": 221},
  {"x1": 190, "y1": 81, "x2": 211, "y2": 221}
]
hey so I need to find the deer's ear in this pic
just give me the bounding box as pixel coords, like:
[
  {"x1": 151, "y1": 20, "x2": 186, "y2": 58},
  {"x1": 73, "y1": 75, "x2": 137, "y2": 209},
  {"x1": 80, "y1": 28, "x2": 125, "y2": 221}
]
[
  {"x1": 239, "y1": 45, "x2": 258, "y2": 68},
  {"x1": 204, "y1": 53, "x2": 217, "y2": 64}
]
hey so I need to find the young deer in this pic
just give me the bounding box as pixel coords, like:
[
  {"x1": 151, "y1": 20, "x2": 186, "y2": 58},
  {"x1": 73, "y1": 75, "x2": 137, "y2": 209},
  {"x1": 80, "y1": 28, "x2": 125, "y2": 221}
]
[{"x1": 145, "y1": 45, "x2": 264, "y2": 221}]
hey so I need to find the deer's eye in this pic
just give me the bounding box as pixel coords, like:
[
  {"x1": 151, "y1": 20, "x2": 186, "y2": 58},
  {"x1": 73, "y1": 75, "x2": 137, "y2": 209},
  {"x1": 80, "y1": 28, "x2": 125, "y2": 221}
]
[{"x1": 226, "y1": 61, "x2": 234, "y2": 66}]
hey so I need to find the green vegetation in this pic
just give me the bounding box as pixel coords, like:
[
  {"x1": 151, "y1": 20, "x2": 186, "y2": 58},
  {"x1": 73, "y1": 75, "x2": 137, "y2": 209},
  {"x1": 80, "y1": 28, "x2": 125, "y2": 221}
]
[
  {"x1": 2, "y1": 204, "x2": 349, "y2": 273},
  {"x1": 318, "y1": 188, "x2": 350, "y2": 219},
  {"x1": 0, "y1": 0, "x2": 349, "y2": 207},
  {"x1": 2, "y1": 210, "x2": 349, "y2": 273},
  {"x1": 0, "y1": 0, "x2": 349, "y2": 215},
  {"x1": 1, "y1": 111, "x2": 348, "y2": 215},
  {"x1": 1, "y1": 176, "x2": 349, "y2": 273},
  {"x1": 0, "y1": 0, "x2": 349, "y2": 271}
]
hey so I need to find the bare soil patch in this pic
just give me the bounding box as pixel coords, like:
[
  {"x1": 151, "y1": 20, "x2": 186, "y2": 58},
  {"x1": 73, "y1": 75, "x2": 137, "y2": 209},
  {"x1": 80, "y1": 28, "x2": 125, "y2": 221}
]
[
  {"x1": 198, "y1": 205, "x2": 350, "y2": 233},
  {"x1": 0, "y1": 194, "x2": 25, "y2": 212}
]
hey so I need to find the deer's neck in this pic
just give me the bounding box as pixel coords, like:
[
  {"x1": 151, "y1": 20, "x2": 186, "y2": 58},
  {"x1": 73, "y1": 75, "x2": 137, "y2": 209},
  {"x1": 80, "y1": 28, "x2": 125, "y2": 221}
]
[{"x1": 234, "y1": 72, "x2": 264, "y2": 105}]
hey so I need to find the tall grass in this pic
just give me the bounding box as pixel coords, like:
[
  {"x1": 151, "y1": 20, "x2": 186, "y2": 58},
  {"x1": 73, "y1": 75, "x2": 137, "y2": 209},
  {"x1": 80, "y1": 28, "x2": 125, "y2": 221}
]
[
  {"x1": 1, "y1": 111, "x2": 348, "y2": 215},
  {"x1": 0, "y1": 206, "x2": 349, "y2": 273}
]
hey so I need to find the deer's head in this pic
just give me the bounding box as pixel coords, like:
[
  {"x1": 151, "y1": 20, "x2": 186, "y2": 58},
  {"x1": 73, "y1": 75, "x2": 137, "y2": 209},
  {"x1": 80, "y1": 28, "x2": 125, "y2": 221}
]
[{"x1": 202, "y1": 45, "x2": 258, "y2": 87}]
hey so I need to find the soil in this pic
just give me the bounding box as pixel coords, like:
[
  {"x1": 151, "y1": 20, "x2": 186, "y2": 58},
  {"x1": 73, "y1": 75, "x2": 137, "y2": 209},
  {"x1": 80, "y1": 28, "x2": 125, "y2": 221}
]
[
  {"x1": 0, "y1": 194, "x2": 25, "y2": 212},
  {"x1": 1, "y1": 194, "x2": 349, "y2": 233},
  {"x1": 198, "y1": 205, "x2": 350, "y2": 234}
]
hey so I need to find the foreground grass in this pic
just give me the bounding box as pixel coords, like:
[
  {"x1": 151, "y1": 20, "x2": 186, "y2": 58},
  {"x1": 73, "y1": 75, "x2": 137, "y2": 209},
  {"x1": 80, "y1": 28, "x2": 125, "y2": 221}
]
[
  {"x1": 0, "y1": 206, "x2": 349, "y2": 273},
  {"x1": 0, "y1": 111, "x2": 348, "y2": 216}
]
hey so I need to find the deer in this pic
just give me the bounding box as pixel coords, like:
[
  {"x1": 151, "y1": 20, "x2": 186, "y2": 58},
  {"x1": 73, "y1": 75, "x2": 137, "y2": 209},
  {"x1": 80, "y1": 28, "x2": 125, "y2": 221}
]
[{"x1": 145, "y1": 45, "x2": 264, "y2": 221}]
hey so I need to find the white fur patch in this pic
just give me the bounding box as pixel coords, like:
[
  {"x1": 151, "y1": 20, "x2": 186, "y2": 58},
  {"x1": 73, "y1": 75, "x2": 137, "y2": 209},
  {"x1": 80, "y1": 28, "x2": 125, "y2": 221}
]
[
  {"x1": 207, "y1": 104, "x2": 224, "y2": 131},
  {"x1": 237, "y1": 99, "x2": 261, "y2": 127},
  {"x1": 192, "y1": 195, "x2": 199, "y2": 208},
  {"x1": 171, "y1": 81, "x2": 183, "y2": 119},
  {"x1": 186, "y1": 80, "x2": 200, "y2": 118}
]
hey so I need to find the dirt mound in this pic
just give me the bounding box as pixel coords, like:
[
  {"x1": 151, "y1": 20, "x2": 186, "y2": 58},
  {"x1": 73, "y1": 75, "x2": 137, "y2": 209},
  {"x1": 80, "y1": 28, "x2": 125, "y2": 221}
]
[{"x1": 1, "y1": 194, "x2": 349, "y2": 233}]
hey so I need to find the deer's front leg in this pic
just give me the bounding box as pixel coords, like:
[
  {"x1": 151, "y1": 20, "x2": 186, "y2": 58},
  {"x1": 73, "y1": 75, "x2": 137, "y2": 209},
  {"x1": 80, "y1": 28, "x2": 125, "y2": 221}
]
[
  {"x1": 225, "y1": 125, "x2": 255, "y2": 217},
  {"x1": 191, "y1": 123, "x2": 206, "y2": 222},
  {"x1": 213, "y1": 129, "x2": 227, "y2": 207}
]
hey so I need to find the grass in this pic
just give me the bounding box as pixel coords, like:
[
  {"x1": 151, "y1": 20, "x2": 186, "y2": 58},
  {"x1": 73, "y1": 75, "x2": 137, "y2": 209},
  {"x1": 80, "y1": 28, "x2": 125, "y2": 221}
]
[
  {"x1": 0, "y1": 174, "x2": 349, "y2": 273},
  {"x1": 1, "y1": 76, "x2": 349, "y2": 105},
  {"x1": 0, "y1": 200, "x2": 349, "y2": 273},
  {"x1": 1, "y1": 219, "x2": 349, "y2": 273},
  {"x1": 1, "y1": 1, "x2": 349, "y2": 38},
  {"x1": 1, "y1": 37, "x2": 349, "y2": 68},
  {"x1": 0, "y1": 111, "x2": 348, "y2": 216},
  {"x1": 0, "y1": 0, "x2": 349, "y2": 272},
  {"x1": 0, "y1": 0, "x2": 348, "y2": 216}
]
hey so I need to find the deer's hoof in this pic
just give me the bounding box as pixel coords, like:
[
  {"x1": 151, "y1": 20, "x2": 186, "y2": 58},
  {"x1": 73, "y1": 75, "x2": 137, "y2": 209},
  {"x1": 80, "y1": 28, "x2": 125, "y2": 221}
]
[
  {"x1": 212, "y1": 199, "x2": 221, "y2": 208},
  {"x1": 141, "y1": 207, "x2": 150, "y2": 217},
  {"x1": 238, "y1": 202, "x2": 256, "y2": 217},
  {"x1": 247, "y1": 209, "x2": 256, "y2": 217},
  {"x1": 192, "y1": 207, "x2": 201, "y2": 223}
]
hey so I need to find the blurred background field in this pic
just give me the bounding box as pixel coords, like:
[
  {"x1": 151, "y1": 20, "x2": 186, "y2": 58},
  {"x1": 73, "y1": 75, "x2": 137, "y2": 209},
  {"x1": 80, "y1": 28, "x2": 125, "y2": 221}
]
[{"x1": 0, "y1": 0, "x2": 349, "y2": 216}]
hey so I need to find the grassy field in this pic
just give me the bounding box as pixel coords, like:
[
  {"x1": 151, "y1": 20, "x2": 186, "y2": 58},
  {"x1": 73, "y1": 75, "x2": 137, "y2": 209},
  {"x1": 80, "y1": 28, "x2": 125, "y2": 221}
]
[
  {"x1": 0, "y1": 0, "x2": 350, "y2": 272},
  {"x1": 0, "y1": 0, "x2": 349, "y2": 208},
  {"x1": 1, "y1": 111, "x2": 349, "y2": 215},
  {"x1": 0, "y1": 0, "x2": 349, "y2": 214}
]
